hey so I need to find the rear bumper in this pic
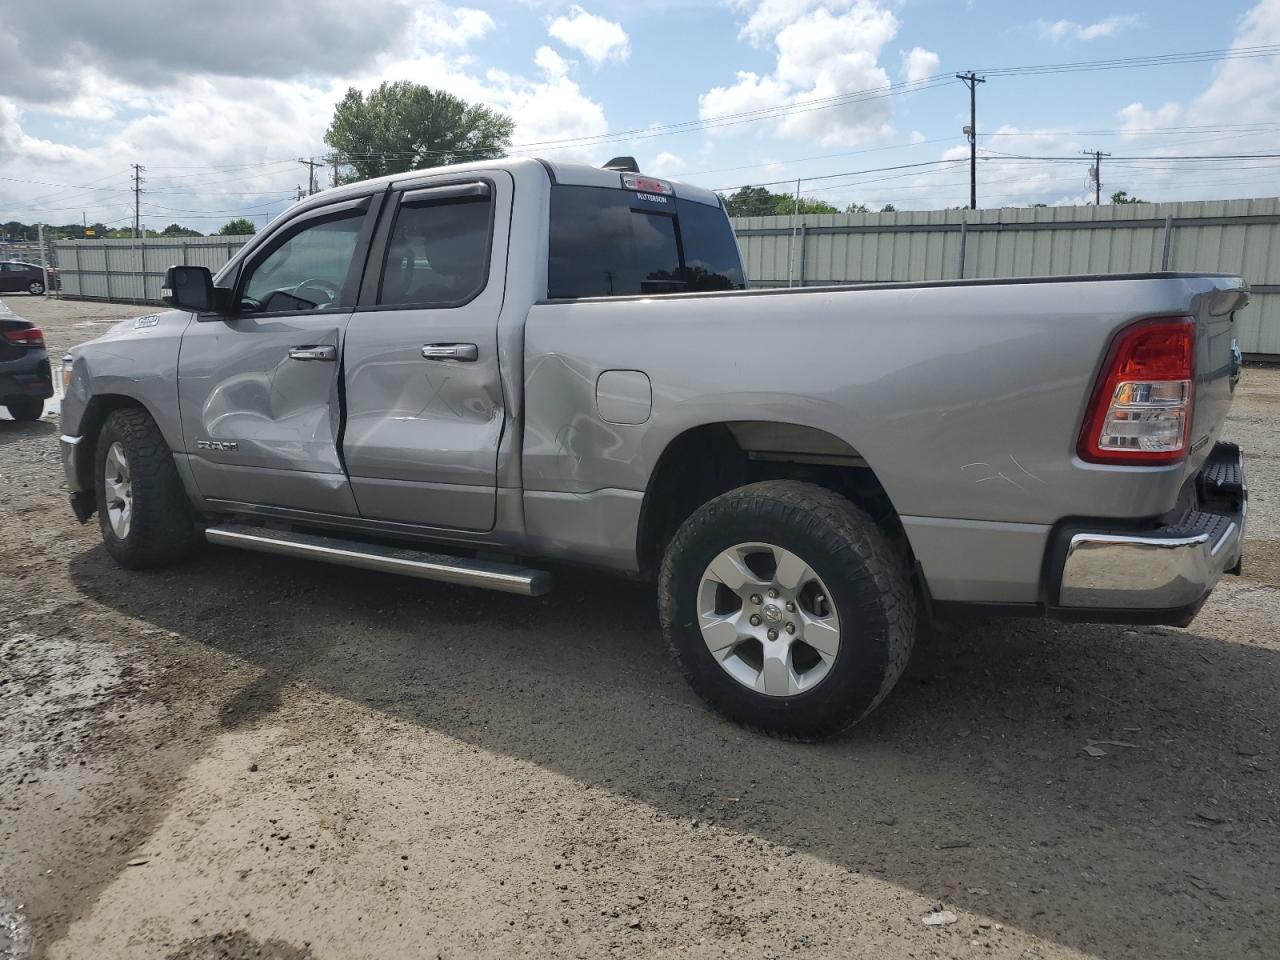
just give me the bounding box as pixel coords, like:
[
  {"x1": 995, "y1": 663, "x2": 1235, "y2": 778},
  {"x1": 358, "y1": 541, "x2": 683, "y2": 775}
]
[
  {"x1": 1051, "y1": 441, "x2": 1246, "y2": 625},
  {"x1": 0, "y1": 356, "x2": 54, "y2": 400}
]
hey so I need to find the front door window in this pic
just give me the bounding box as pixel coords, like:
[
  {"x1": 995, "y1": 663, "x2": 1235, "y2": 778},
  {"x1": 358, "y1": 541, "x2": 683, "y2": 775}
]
[{"x1": 239, "y1": 214, "x2": 364, "y2": 314}]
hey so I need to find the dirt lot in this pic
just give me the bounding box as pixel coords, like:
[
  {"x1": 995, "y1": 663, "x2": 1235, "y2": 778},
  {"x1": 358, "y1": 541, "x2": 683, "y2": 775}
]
[{"x1": 2, "y1": 295, "x2": 1278, "y2": 960}]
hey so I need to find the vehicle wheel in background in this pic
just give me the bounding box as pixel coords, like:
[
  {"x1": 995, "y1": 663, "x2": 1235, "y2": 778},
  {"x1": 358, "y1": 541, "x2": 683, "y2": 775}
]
[
  {"x1": 94, "y1": 407, "x2": 196, "y2": 569},
  {"x1": 3, "y1": 397, "x2": 44, "y2": 421},
  {"x1": 659, "y1": 480, "x2": 917, "y2": 740},
  {"x1": 27, "y1": 280, "x2": 45, "y2": 295}
]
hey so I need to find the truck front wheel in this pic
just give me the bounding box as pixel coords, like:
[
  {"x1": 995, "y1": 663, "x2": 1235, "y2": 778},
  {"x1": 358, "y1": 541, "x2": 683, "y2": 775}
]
[
  {"x1": 658, "y1": 480, "x2": 917, "y2": 740},
  {"x1": 94, "y1": 408, "x2": 196, "y2": 569}
]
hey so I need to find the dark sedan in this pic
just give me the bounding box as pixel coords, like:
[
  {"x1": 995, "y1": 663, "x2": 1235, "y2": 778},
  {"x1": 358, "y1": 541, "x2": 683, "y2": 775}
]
[
  {"x1": 0, "y1": 310, "x2": 52, "y2": 421},
  {"x1": 0, "y1": 261, "x2": 56, "y2": 295}
]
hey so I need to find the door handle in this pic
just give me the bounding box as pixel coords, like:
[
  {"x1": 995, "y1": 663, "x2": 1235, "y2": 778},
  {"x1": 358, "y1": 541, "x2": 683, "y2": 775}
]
[
  {"x1": 422, "y1": 343, "x2": 479, "y2": 362},
  {"x1": 288, "y1": 345, "x2": 337, "y2": 362}
]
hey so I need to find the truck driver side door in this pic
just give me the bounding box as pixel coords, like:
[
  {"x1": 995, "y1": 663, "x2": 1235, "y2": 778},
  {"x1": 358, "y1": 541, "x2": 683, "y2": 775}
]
[{"x1": 177, "y1": 195, "x2": 380, "y2": 515}]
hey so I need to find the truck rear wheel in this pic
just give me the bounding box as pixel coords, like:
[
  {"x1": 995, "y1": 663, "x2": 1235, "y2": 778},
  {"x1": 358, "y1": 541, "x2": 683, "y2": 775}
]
[
  {"x1": 95, "y1": 408, "x2": 196, "y2": 569},
  {"x1": 658, "y1": 480, "x2": 916, "y2": 740}
]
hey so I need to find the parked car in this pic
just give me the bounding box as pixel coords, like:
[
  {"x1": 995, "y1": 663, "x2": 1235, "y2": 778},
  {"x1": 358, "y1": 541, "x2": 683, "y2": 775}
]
[
  {"x1": 58, "y1": 158, "x2": 1249, "y2": 739},
  {"x1": 0, "y1": 261, "x2": 56, "y2": 295},
  {"x1": 0, "y1": 309, "x2": 52, "y2": 420}
]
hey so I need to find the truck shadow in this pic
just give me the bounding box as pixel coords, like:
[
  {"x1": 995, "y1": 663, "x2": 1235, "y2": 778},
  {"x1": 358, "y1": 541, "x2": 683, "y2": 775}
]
[{"x1": 69, "y1": 545, "x2": 1278, "y2": 959}]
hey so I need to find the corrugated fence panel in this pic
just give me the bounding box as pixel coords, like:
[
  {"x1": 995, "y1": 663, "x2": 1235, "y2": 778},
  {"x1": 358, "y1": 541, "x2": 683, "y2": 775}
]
[
  {"x1": 52, "y1": 236, "x2": 255, "y2": 306},
  {"x1": 732, "y1": 196, "x2": 1280, "y2": 356},
  {"x1": 51, "y1": 206, "x2": 1280, "y2": 356}
]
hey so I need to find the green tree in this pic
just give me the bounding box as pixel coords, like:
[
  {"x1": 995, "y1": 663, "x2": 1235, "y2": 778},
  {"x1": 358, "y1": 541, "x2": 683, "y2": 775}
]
[
  {"x1": 160, "y1": 223, "x2": 203, "y2": 237},
  {"x1": 721, "y1": 185, "x2": 842, "y2": 217},
  {"x1": 325, "y1": 81, "x2": 515, "y2": 182},
  {"x1": 218, "y1": 218, "x2": 257, "y2": 236},
  {"x1": 1110, "y1": 191, "x2": 1146, "y2": 205},
  {"x1": 879, "y1": 203, "x2": 897, "y2": 213}
]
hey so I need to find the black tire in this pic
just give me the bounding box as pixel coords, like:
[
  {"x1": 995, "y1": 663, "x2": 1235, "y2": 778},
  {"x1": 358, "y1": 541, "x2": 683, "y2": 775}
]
[
  {"x1": 4, "y1": 397, "x2": 43, "y2": 421},
  {"x1": 659, "y1": 480, "x2": 917, "y2": 740},
  {"x1": 94, "y1": 407, "x2": 196, "y2": 569},
  {"x1": 27, "y1": 280, "x2": 45, "y2": 295}
]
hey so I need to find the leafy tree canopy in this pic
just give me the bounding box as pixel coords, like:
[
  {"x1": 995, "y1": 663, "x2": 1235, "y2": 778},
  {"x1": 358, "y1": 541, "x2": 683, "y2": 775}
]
[
  {"x1": 1110, "y1": 191, "x2": 1147, "y2": 205},
  {"x1": 721, "y1": 186, "x2": 852, "y2": 217},
  {"x1": 2, "y1": 220, "x2": 202, "y2": 240},
  {"x1": 218, "y1": 218, "x2": 257, "y2": 236},
  {"x1": 325, "y1": 80, "x2": 515, "y2": 182}
]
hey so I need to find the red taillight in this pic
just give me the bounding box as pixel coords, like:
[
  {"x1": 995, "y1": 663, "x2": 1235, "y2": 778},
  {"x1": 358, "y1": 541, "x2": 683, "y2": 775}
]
[
  {"x1": 1078, "y1": 317, "x2": 1195, "y2": 466},
  {"x1": 2, "y1": 326, "x2": 44, "y2": 348}
]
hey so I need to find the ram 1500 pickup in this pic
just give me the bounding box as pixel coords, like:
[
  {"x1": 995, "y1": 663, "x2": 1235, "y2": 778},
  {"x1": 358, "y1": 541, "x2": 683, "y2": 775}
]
[{"x1": 59, "y1": 157, "x2": 1249, "y2": 738}]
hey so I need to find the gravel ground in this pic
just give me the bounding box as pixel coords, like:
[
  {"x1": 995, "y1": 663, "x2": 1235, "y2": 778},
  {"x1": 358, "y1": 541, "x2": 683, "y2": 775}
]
[{"x1": 2, "y1": 296, "x2": 1278, "y2": 960}]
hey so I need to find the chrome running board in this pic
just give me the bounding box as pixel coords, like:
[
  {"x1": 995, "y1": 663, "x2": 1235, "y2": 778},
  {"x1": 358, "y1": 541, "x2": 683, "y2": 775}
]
[{"x1": 204, "y1": 523, "x2": 551, "y2": 597}]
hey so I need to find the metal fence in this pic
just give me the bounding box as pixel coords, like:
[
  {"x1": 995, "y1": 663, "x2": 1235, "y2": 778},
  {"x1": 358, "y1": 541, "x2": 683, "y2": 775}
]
[
  {"x1": 732, "y1": 197, "x2": 1280, "y2": 355},
  {"x1": 51, "y1": 197, "x2": 1280, "y2": 354},
  {"x1": 53, "y1": 236, "x2": 253, "y2": 303},
  {"x1": 0, "y1": 240, "x2": 58, "y2": 269}
]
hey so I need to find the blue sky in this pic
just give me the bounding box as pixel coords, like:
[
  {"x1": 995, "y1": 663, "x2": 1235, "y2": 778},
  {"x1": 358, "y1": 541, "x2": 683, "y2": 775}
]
[{"x1": 3, "y1": 0, "x2": 1279, "y2": 228}]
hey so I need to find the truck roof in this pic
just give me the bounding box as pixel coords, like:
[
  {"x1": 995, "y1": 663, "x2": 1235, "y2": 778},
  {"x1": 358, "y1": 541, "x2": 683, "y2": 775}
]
[{"x1": 291, "y1": 156, "x2": 724, "y2": 212}]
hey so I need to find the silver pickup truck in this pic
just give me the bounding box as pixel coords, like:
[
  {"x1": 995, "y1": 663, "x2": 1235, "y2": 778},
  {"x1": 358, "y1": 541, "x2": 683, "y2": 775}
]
[{"x1": 60, "y1": 157, "x2": 1249, "y2": 738}]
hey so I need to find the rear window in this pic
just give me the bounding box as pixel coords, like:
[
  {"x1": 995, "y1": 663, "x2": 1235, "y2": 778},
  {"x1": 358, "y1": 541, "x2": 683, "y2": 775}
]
[{"x1": 548, "y1": 185, "x2": 744, "y2": 299}]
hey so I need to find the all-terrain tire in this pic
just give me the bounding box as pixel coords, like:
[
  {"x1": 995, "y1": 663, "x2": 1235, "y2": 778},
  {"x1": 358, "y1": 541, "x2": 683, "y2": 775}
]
[
  {"x1": 659, "y1": 480, "x2": 917, "y2": 740},
  {"x1": 4, "y1": 397, "x2": 43, "y2": 421},
  {"x1": 95, "y1": 407, "x2": 196, "y2": 569}
]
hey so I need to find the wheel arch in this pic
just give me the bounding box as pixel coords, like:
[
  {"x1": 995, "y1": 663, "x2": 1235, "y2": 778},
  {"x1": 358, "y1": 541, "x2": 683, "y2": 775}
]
[
  {"x1": 635, "y1": 419, "x2": 910, "y2": 578},
  {"x1": 71, "y1": 394, "x2": 153, "y2": 494}
]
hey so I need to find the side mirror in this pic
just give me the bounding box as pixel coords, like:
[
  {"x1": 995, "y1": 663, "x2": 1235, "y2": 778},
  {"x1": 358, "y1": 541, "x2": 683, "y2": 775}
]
[{"x1": 161, "y1": 265, "x2": 216, "y2": 312}]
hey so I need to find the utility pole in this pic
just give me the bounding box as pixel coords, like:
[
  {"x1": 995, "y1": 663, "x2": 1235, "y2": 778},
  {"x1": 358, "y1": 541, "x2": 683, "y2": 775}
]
[
  {"x1": 328, "y1": 153, "x2": 341, "y2": 188},
  {"x1": 131, "y1": 163, "x2": 145, "y2": 239},
  {"x1": 298, "y1": 157, "x2": 322, "y2": 195},
  {"x1": 296, "y1": 184, "x2": 306, "y2": 203},
  {"x1": 36, "y1": 222, "x2": 49, "y2": 297},
  {"x1": 956, "y1": 72, "x2": 985, "y2": 210},
  {"x1": 1084, "y1": 149, "x2": 1111, "y2": 205}
]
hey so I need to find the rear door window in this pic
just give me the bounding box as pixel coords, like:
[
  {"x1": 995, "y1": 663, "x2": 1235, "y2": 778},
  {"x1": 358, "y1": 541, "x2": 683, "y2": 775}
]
[{"x1": 377, "y1": 188, "x2": 492, "y2": 307}]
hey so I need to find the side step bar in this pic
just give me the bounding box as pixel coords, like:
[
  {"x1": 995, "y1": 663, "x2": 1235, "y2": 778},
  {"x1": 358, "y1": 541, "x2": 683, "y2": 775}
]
[{"x1": 204, "y1": 524, "x2": 552, "y2": 597}]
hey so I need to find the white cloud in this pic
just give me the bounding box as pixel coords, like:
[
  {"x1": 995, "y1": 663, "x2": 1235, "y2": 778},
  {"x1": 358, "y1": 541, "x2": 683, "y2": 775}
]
[
  {"x1": 650, "y1": 151, "x2": 686, "y2": 176},
  {"x1": 548, "y1": 6, "x2": 630, "y2": 66},
  {"x1": 701, "y1": 0, "x2": 899, "y2": 146},
  {"x1": 1037, "y1": 15, "x2": 1141, "y2": 42},
  {"x1": 414, "y1": 6, "x2": 496, "y2": 48},
  {"x1": 0, "y1": 1, "x2": 617, "y2": 227},
  {"x1": 900, "y1": 46, "x2": 940, "y2": 84},
  {"x1": 534, "y1": 45, "x2": 572, "y2": 79}
]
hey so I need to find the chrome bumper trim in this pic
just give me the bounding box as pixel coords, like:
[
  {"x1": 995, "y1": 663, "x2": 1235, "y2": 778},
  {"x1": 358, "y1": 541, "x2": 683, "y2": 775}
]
[
  {"x1": 1058, "y1": 446, "x2": 1246, "y2": 611},
  {"x1": 60, "y1": 434, "x2": 86, "y2": 493}
]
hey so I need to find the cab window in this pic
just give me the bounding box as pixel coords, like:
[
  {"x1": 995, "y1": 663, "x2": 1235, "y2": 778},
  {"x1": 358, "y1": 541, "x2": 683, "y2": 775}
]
[
  {"x1": 378, "y1": 192, "x2": 492, "y2": 307},
  {"x1": 239, "y1": 212, "x2": 364, "y2": 313}
]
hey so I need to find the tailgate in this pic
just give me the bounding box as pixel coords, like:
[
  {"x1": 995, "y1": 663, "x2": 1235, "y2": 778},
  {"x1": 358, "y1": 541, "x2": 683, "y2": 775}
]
[{"x1": 1186, "y1": 279, "x2": 1249, "y2": 478}]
